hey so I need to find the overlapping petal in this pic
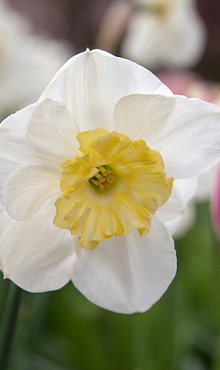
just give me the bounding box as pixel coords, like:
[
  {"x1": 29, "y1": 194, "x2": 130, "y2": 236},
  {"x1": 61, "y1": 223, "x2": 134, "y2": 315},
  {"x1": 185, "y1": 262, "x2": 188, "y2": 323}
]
[
  {"x1": 4, "y1": 164, "x2": 61, "y2": 221},
  {"x1": 0, "y1": 99, "x2": 80, "y2": 220},
  {"x1": 26, "y1": 99, "x2": 80, "y2": 161},
  {"x1": 39, "y1": 49, "x2": 172, "y2": 132}
]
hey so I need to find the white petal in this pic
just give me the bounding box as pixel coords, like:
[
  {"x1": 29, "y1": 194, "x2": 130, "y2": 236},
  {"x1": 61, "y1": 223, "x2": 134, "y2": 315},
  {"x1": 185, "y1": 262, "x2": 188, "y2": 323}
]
[
  {"x1": 39, "y1": 49, "x2": 172, "y2": 131},
  {"x1": 0, "y1": 198, "x2": 79, "y2": 292},
  {"x1": 0, "y1": 105, "x2": 40, "y2": 171},
  {"x1": 156, "y1": 177, "x2": 198, "y2": 235},
  {"x1": 0, "y1": 104, "x2": 43, "y2": 196},
  {"x1": 0, "y1": 103, "x2": 35, "y2": 137},
  {"x1": 0, "y1": 99, "x2": 80, "y2": 209},
  {"x1": 0, "y1": 104, "x2": 59, "y2": 198},
  {"x1": 72, "y1": 217, "x2": 176, "y2": 314},
  {"x1": 27, "y1": 98, "x2": 80, "y2": 161},
  {"x1": 113, "y1": 94, "x2": 220, "y2": 179},
  {"x1": 173, "y1": 200, "x2": 196, "y2": 239},
  {"x1": 4, "y1": 164, "x2": 61, "y2": 221},
  {"x1": 195, "y1": 166, "x2": 216, "y2": 201}
]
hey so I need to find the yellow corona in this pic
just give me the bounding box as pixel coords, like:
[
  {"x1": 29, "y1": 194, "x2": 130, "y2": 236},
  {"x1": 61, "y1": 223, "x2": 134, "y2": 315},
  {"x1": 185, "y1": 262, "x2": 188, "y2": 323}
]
[{"x1": 54, "y1": 128, "x2": 173, "y2": 250}]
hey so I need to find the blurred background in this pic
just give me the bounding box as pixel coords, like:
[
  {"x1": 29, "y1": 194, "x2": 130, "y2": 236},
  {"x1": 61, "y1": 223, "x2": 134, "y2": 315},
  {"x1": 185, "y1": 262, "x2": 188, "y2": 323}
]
[{"x1": 1, "y1": 0, "x2": 220, "y2": 369}]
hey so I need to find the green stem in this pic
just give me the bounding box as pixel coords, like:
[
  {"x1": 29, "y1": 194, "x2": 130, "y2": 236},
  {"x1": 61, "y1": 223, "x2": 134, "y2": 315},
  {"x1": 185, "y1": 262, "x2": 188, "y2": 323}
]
[{"x1": 0, "y1": 282, "x2": 23, "y2": 370}]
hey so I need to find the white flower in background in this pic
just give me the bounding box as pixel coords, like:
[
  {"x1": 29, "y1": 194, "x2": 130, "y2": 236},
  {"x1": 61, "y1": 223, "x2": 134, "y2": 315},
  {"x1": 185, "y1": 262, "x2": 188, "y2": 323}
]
[
  {"x1": 0, "y1": 0, "x2": 72, "y2": 120},
  {"x1": 0, "y1": 50, "x2": 220, "y2": 314},
  {"x1": 121, "y1": 0, "x2": 206, "y2": 69}
]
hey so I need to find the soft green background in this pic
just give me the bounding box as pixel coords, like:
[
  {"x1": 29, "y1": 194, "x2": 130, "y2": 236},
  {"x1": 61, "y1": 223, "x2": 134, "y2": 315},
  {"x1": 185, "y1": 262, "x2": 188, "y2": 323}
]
[{"x1": 1, "y1": 202, "x2": 220, "y2": 370}]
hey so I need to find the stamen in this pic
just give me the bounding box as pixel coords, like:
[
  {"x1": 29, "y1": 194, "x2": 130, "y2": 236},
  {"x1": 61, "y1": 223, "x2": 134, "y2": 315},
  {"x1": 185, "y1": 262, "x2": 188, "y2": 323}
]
[
  {"x1": 107, "y1": 175, "x2": 116, "y2": 184},
  {"x1": 98, "y1": 165, "x2": 109, "y2": 177},
  {"x1": 97, "y1": 180, "x2": 110, "y2": 190},
  {"x1": 89, "y1": 178, "x2": 99, "y2": 186},
  {"x1": 93, "y1": 173, "x2": 106, "y2": 184},
  {"x1": 90, "y1": 165, "x2": 117, "y2": 190}
]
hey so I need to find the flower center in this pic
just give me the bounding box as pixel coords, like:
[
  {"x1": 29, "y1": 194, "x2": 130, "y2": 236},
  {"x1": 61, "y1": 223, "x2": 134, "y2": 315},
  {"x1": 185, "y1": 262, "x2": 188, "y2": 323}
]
[
  {"x1": 53, "y1": 129, "x2": 173, "y2": 250},
  {"x1": 89, "y1": 165, "x2": 117, "y2": 190}
]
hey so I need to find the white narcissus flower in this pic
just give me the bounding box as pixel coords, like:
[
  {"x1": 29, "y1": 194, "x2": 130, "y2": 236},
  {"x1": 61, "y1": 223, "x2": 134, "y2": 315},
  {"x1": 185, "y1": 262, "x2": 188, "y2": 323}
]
[
  {"x1": 121, "y1": 0, "x2": 206, "y2": 69},
  {"x1": 0, "y1": 0, "x2": 72, "y2": 119},
  {"x1": 1, "y1": 49, "x2": 220, "y2": 314}
]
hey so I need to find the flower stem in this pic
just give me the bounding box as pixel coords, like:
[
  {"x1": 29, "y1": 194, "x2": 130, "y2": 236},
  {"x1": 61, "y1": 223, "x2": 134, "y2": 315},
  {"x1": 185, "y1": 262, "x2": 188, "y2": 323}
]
[{"x1": 0, "y1": 282, "x2": 23, "y2": 370}]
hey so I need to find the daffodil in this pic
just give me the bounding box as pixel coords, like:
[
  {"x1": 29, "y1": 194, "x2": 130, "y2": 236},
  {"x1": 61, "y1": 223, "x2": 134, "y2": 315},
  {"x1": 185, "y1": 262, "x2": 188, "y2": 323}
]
[
  {"x1": 0, "y1": 0, "x2": 72, "y2": 120},
  {"x1": 121, "y1": 0, "x2": 206, "y2": 69},
  {"x1": 0, "y1": 49, "x2": 220, "y2": 314}
]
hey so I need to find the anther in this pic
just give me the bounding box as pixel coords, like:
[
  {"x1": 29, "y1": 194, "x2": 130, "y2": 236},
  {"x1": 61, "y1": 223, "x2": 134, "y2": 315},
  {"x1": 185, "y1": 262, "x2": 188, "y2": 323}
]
[{"x1": 107, "y1": 175, "x2": 116, "y2": 183}]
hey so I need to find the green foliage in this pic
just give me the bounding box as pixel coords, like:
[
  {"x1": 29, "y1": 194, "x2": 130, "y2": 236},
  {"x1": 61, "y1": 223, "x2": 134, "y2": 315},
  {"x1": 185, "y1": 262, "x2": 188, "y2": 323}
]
[{"x1": 1, "y1": 201, "x2": 220, "y2": 370}]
